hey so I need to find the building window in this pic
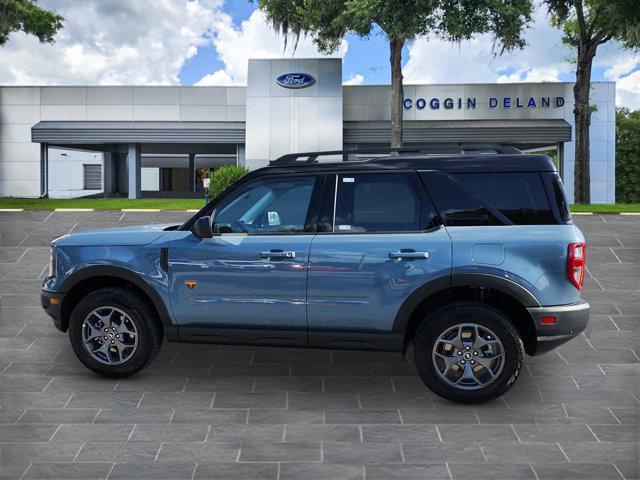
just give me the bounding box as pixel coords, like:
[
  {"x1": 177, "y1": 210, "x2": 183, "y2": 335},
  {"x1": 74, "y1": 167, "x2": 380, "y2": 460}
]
[{"x1": 83, "y1": 164, "x2": 102, "y2": 190}]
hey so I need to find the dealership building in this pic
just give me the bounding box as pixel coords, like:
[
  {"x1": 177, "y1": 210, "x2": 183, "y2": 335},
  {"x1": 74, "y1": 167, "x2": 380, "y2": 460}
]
[{"x1": 0, "y1": 58, "x2": 616, "y2": 202}]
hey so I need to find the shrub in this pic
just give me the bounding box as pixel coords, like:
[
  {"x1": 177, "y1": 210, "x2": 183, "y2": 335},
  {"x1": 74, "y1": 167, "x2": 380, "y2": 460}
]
[
  {"x1": 616, "y1": 108, "x2": 640, "y2": 203},
  {"x1": 207, "y1": 165, "x2": 249, "y2": 199}
]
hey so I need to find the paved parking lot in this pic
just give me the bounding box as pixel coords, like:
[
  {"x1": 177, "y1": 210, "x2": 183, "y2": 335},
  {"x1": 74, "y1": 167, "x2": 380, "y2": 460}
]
[{"x1": 0, "y1": 211, "x2": 638, "y2": 480}]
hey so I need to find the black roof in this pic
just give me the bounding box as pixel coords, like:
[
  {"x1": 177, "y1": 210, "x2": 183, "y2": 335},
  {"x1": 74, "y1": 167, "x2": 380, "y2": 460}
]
[{"x1": 246, "y1": 153, "x2": 556, "y2": 181}]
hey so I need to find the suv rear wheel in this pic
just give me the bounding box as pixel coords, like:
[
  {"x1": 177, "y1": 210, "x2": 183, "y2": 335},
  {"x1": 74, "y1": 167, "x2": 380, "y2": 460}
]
[
  {"x1": 68, "y1": 287, "x2": 162, "y2": 377},
  {"x1": 413, "y1": 302, "x2": 524, "y2": 403}
]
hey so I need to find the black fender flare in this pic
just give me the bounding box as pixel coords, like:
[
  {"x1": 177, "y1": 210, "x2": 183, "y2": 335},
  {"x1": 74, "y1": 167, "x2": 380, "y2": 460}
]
[
  {"x1": 59, "y1": 265, "x2": 175, "y2": 332},
  {"x1": 391, "y1": 273, "x2": 539, "y2": 333}
]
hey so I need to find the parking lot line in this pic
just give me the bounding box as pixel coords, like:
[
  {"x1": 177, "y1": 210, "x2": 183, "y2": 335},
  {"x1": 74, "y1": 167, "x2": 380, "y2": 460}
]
[
  {"x1": 54, "y1": 208, "x2": 95, "y2": 212},
  {"x1": 121, "y1": 209, "x2": 162, "y2": 212}
]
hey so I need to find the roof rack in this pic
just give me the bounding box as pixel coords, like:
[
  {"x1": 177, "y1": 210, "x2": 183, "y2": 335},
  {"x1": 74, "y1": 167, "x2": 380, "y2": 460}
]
[{"x1": 270, "y1": 143, "x2": 522, "y2": 165}]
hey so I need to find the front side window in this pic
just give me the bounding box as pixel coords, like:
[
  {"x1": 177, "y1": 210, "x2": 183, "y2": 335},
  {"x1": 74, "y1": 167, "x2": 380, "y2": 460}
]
[
  {"x1": 213, "y1": 176, "x2": 318, "y2": 234},
  {"x1": 333, "y1": 173, "x2": 433, "y2": 233}
]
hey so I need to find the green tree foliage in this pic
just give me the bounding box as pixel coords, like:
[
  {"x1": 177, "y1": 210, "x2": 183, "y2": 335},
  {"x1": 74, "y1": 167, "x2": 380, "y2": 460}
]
[
  {"x1": 0, "y1": 0, "x2": 63, "y2": 45},
  {"x1": 616, "y1": 107, "x2": 640, "y2": 203},
  {"x1": 208, "y1": 165, "x2": 249, "y2": 199},
  {"x1": 544, "y1": 0, "x2": 640, "y2": 203},
  {"x1": 257, "y1": 0, "x2": 532, "y2": 147}
]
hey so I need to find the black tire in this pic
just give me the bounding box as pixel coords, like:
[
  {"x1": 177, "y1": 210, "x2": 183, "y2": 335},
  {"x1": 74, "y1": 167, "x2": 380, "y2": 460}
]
[
  {"x1": 413, "y1": 302, "x2": 524, "y2": 404},
  {"x1": 68, "y1": 287, "x2": 162, "y2": 377}
]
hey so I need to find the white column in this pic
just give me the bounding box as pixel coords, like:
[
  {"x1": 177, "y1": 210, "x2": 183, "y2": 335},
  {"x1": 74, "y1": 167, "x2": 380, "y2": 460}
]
[
  {"x1": 40, "y1": 143, "x2": 49, "y2": 198},
  {"x1": 127, "y1": 143, "x2": 141, "y2": 199}
]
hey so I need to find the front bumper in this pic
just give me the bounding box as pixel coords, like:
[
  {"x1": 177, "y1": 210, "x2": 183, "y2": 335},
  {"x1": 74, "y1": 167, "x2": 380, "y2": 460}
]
[
  {"x1": 41, "y1": 290, "x2": 65, "y2": 332},
  {"x1": 527, "y1": 301, "x2": 590, "y2": 355}
]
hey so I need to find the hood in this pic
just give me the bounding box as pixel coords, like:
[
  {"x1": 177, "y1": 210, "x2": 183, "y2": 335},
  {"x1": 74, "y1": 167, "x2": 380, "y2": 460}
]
[{"x1": 53, "y1": 224, "x2": 176, "y2": 247}]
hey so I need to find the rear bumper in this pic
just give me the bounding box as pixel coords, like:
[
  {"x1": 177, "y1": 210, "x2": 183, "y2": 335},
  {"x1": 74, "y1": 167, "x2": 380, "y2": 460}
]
[
  {"x1": 527, "y1": 301, "x2": 590, "y2": 355},
  {"x1": 41, "y1": 290, "x2": 65, "y2": 332}
]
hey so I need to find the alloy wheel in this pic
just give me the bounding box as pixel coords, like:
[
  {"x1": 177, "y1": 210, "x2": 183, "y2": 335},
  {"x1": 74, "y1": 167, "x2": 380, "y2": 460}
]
[
  {"x1": 81, "y1": 306, "x2": 138, "y2": 365},
  {"x1": 431, "y1": 323, "x2": 505, "y2": 390}
]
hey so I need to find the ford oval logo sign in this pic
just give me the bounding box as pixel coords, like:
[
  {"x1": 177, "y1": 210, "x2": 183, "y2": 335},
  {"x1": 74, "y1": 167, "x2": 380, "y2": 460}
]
[{"x1": 275, "y1": 72, "x2": 315, "y2": 89}]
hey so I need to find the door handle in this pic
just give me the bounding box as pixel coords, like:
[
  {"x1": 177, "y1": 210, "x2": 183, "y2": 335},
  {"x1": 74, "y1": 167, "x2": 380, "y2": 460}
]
[
  {"x1": 389, "y1": 249, "x2": 430, "y2": 260},
  {"x1": 260, "y1": 249, "x2": 296, "y2": 260}
]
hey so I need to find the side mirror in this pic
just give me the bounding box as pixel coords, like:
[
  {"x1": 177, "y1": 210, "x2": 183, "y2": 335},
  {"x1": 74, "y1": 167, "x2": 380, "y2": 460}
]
[{"x1": 193, "y1": 209, "x2": 215, "y2": 239}]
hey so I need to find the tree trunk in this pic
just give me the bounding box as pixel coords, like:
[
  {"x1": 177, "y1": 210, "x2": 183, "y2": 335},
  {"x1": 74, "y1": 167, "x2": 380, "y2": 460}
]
[
  {"x1": 573, "y1": 47, "x2": 595, "y2": 204},
  {"x1": 390, "y1": 37, "x2": 404, "y2": 148}
]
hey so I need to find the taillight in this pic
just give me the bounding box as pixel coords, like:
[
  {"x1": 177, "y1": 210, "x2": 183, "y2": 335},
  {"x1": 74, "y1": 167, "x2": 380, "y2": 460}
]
[{"x1": 567, "y1": 242, "x2": 586, "y2": 290}]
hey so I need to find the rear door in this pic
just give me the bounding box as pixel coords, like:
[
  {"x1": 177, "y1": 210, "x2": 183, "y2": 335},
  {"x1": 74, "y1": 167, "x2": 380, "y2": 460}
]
[{"x1": 307, "y1": 171, "x2": 452, "y2": 350}]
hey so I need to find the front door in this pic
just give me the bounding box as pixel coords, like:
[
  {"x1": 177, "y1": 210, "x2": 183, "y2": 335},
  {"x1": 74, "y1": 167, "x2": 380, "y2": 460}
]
[
  {"x1": 169, "y1": 174, "x2": 324, "y2": 346},
  {"x1": 307, "y1": 172, "x2": 452, "y2": 350}
]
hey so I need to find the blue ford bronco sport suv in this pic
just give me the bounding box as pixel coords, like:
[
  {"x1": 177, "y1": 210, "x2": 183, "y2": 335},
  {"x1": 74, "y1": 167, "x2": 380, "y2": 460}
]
[{"x1": 42, "y1": 144, "x2": 589, "y2": 403}]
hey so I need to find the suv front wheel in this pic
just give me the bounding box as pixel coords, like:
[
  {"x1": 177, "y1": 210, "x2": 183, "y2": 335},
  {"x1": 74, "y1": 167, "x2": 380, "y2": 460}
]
[
  {"x1": 68, "y1": 287, "x2": 163, "y2": 377},
  {"x1": 413, "y1": 302, "x2": 524, "y2": 403}
]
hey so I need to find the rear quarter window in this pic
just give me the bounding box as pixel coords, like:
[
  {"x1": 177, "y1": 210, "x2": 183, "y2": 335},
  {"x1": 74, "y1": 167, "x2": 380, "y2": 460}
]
[
  {"x1": 419, "y1": 171, "x2": 502, "y2": 227},
  {"x1": 454, "y1": 173, "x2": 556, "y2": 225},
  {"x1": 549, "y1": 173, "x2": 572, "y2": 223}
]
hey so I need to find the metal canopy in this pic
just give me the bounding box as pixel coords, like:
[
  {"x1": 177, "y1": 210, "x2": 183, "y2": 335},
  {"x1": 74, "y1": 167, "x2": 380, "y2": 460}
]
[
  {"x1": 344, "y1": 119, "x2": 572, "y2": 144},
  {"x1": 32, "y1": 119, "x2": 570, "y2": 146},
  {"x1": 32, "y1": 121, "x2": 246, "y2": 144}
]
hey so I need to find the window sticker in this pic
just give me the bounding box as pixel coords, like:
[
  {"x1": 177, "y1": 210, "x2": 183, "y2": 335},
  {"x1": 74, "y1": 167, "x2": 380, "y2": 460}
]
[
  {"x1": 338, "y1": 225, "x2": 351, "y2": 230},
  {"x1": 342, "y1": 177, "x2": 355, "y2": 183}
]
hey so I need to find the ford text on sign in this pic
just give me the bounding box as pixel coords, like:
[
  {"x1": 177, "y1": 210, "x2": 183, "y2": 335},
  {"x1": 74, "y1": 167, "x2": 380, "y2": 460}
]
[{"x1": 276, "y1": 73, "x2": 316, "y2": 89}]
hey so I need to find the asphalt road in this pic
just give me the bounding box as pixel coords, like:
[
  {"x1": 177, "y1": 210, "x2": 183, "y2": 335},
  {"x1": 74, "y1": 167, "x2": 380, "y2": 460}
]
[{"x1": 0, "y1": 211, "x2": 638, "y2": 480}]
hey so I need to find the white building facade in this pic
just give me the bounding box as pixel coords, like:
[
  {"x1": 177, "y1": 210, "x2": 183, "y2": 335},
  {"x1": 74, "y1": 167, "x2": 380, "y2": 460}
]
[{"x1": 0, "y1": 58, "x2": 616, "y2": 202}]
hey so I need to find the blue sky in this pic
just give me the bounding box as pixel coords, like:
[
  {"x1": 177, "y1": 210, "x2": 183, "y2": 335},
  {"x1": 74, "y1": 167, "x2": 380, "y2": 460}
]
[
  {"x1": 179, "y1": 1, "x2": 428, "y2": 85},
  {"x1": 178, "y1": 1, "x2": 623, "y2": 87}
]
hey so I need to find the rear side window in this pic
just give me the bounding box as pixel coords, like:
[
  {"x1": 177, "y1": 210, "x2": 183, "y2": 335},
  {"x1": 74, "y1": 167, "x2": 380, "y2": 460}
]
[
  {"x1": 334, "y1": 173, "x2": 433, "y2": 232},
  {"x1": 419, "y1": 171, "x2": 502, "y2": 227},
  {"x1": 455, "y1": 173, "x2": 555, "y2": 225}
]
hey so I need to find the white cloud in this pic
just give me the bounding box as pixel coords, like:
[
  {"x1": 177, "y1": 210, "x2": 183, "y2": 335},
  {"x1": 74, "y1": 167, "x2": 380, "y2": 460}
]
[
  {"x1": 403, "y1": 10, "x2": 571, "y2": 85},
  {"x1": 616, "y1": 70, "x2": 640, "y2": 110},
  {"x1": 197, "y1": 9, "x2": 348, "y2": 85},
  {"x1": 195, "y1": 70, "x2": 237, "y2": 86},
  {"x1": 604, "y1": 54, "x2": 639, "y2": 81},
  {"x1": 0, "y1": 0, "x2": 224, "y2": 85},
  {"x1": 343, "y1": 73, "x2": 364, "y2": 85},
  {"x1": 0, "y1": 2, "x2": 345, "y2": 88},
  {"x1": 402, "y1": 8, "x2": 639, "y2": 108},
  {"x1": 497, "y1": 67, "x2": 561, "y2": 83},
  {"x1": 600, "y1": 52, "x2": 640, "y2": 108}
]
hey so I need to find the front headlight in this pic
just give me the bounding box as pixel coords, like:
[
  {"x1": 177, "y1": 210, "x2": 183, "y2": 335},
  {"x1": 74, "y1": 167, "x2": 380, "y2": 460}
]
[{"x1": 49, "y1": 247, "x2": 57, "y2": 277}]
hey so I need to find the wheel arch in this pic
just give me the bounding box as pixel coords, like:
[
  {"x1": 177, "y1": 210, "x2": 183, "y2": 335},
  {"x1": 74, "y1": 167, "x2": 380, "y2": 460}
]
[
  {"x1": 393, "y1": 274, "x2": 539, "y2": 355},
  {"x1": 58, "y1": 266, "x2": 176, "y2": 339}
]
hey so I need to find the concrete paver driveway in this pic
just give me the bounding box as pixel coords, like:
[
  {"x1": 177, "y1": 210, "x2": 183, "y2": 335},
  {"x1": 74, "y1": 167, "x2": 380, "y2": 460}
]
[{"x1": 0, "y1": 211, "x2": 638, "y2": 479}]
